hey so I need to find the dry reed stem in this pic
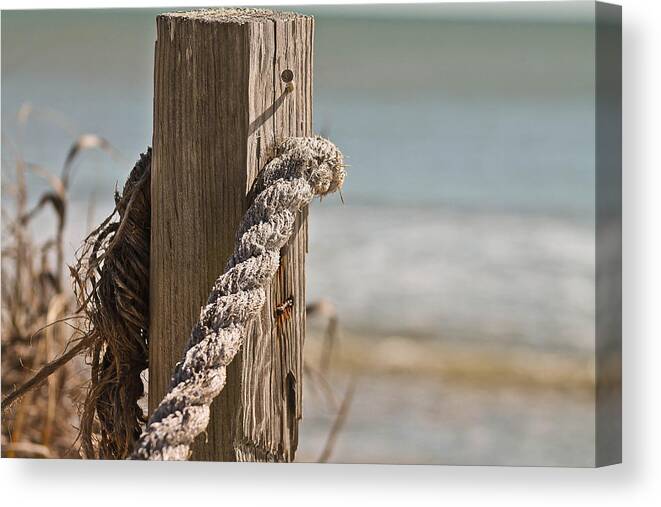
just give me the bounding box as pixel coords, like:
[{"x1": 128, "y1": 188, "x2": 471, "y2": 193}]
[
  {"x1": 2, "y1": 339, "x2": 88, "y2": 411},
  {"x1": 317, "y1": 376, "x2": 357, "y2": 463},
  {"x1": 1, "y1": 104, "x2": 121, "y2": 458}
]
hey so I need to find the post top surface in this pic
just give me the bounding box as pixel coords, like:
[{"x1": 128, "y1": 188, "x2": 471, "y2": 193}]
[{"x1": 160, "y1": 7, "x2": 310, "y2": 24}]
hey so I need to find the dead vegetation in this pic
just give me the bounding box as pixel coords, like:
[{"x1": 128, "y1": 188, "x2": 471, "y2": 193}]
[{"x1": 1, "y1": 104, "x2": 118, "y2": 458}]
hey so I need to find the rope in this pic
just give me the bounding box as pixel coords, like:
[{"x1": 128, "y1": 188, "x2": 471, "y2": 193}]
[
  {"x1": 131, "y1": 136, "x2": 345, "y2": 460},
  {"x1": 72, "y1": 150, "x2": 151, "y2": 459}
]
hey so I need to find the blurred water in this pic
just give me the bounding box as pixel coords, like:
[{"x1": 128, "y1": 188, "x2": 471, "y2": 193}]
[
  {"x1": 1, "y1": 3, "x2": 596, "y2": 352},
  {"x1": 309, "y1": 204, "x2": 594, "y2": 351},
  {"x1": 298, "y1": 373, "x2": 594, "y2": 466}
]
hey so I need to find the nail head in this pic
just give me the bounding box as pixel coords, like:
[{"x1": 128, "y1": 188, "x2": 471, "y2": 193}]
[{"x1": 281, "y1": 69, "x2": 294, "y2": 83}]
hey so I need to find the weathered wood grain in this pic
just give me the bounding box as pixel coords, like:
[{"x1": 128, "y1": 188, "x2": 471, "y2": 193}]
[{"x1": 149, "y1": 8, "x2": 313, "y2": 462}]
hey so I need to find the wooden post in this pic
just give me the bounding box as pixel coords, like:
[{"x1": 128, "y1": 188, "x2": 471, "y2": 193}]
[{"x1": 149, "y1": 8, "x2": 313, "y2": 462}]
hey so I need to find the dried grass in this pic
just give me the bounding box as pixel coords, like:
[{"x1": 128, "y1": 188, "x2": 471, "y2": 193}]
[{"x1": 1, "y1": 104, "x2": 118, "y2": 458}]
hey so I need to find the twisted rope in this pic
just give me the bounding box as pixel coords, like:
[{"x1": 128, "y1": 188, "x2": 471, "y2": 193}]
[{"x1": 131, "y1": 136, "x2": 345, "y2": 460}]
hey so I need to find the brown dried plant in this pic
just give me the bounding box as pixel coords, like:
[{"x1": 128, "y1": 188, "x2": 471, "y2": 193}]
[{"x1": 1, "y1": 104, "x2": 118, "y2": 458}]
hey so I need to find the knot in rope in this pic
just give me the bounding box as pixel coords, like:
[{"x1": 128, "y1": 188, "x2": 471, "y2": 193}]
[{"x1": 264, "y1": 136, "x2": 345, "y2": 196}]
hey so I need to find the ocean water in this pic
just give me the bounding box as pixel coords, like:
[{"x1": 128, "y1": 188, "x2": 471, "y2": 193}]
[
  {"x1": 2, "y1": 4, "x2": 596, "y2": 354},
  {"x1": 298, "y1": 373, "x2": 594, "y2": 466}
]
